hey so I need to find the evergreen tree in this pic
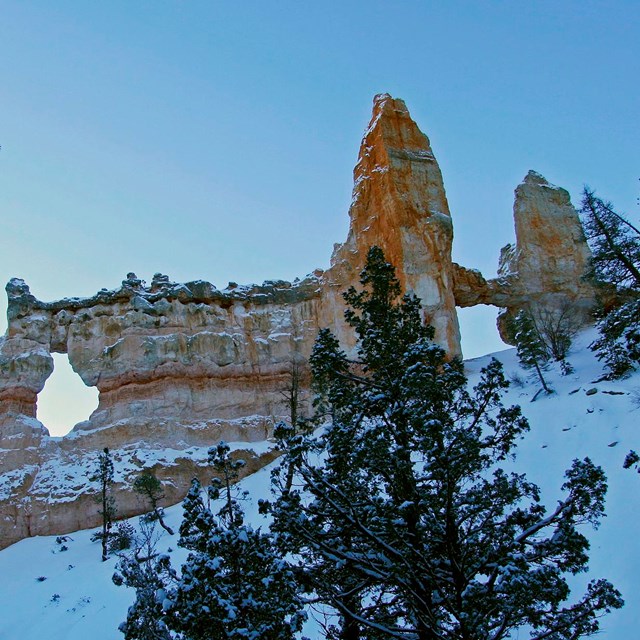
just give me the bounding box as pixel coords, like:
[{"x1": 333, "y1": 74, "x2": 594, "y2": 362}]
[
  {"x1": 509, "y1": 309, "x2": 554, "y2": 394},
  {"x1": 271, "y1": 246, "x2": 622, "y2": 640},
  {"x1": 133, "y1": 470, "x2": 174, "y2": 535},
  {"x1": 269, "y1": 387, "x2": 377, "y2": 640},
  {"x1": 590, "y1": 298, "x2": 640, "y2": 378},
  {"x1": 623, "y1": 450, "x2": 640, "y2": 473},
  {"x1": 580, "y1": 188, "x2": 640, "y2": 290},
  {"x1": 580, "y1": 188, "x2": 640, "y2": 377},
  {"x1": 114, "y1": 549, "x2": 175, "y2": 640},
  {"x1": 160, "y1": 442, "x2": 306, "y2": 640},
  {"x1": 91, "y1": 447, "x2": 116, "y2": 562},
  {"x1": 114, "y1": 512, "x2": 177, "y2": 640}
]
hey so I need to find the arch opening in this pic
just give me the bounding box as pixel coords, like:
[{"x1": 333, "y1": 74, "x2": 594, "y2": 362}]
[
  {"x1": 36, "y1": 353, "x2": 99, "y2": 437},
  {"x1": 457, "y1": 305, "x2": 508, "y2": 361}
]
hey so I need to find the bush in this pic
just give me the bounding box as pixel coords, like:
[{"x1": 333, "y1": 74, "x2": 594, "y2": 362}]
[{"x1": 109, "y1": 521, "x2": 135, "y2": 552}]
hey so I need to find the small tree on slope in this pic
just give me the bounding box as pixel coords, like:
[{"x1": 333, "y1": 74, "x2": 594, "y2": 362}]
[
  {"x1": 133, "y1": 470, "x2": 174, "y2": 535},
  {"x1": 91, "y1": 447, "x2": 116, "y2": 562},
  {"x1": 510, "y1": 309, "x2": 554, "y2": 394},
  {"x1": 270, "y1": 246, "x2": 623, "y2": 640}
]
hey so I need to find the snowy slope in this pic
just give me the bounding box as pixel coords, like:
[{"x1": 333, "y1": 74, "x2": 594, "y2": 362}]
[{"x1": 1, "y1": 330, "x2": 639, "y2": 639}]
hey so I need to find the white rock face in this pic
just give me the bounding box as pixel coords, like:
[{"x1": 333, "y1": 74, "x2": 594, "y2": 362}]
[{"x1": 0, "y1": 277, "x2": 320, "y2": 549}]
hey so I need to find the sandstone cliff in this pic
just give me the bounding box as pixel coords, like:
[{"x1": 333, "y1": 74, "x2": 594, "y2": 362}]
[{"x1": 0, "y1": 95, "x2": 595, "y2": 549}]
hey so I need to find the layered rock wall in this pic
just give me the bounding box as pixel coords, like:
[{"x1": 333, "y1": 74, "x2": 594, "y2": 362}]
[
  {"x1": 0, "y1": 274, "x2": 322, "y2": 548},
  {"x1": 0, "y1": 94, "x2": 595, "y2": 549}
]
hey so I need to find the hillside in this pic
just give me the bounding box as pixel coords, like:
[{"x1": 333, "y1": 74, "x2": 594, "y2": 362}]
[{"x1": 1, "y1": 329, "x2": 638, "y2": 639}]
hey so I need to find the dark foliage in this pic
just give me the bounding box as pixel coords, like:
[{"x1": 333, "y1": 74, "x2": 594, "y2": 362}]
[
  {"x1": 162, "y1": 442, "x2": 306, "y2": 639},
  {"x1": 581, "y1": 188, "x2": 640, "y2": 291},
  {"x1": 509, "y1": 309, "x2": 554, "y2": 393},
  {"x1": 133, "y1": 470, "x2": 174, "y2": 535},
  {"x1": 580, "y1": 188, "x2": 640, "y2": 378},
  {"x1": 109, "y1": 521, "x2": 136, "y2": 552},
  {"x1": 119, "y1": 443, "x2": 306, "y2": 640},
  {"x1": 270, "y1": 246, "x2": 623, "y2": 640}
]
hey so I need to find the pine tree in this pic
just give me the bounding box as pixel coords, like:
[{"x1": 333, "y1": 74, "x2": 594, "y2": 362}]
[
  {"x1": 590, "y1": 298, "x2": 640, "y2": 378},
  {"x1": 580, "y1": 187, "x2": 640, "y2": 377},
  {"x1": 114, "y1": 549, "x2": 175, "y2": 640},
  {"x1": 580, "y1": 187, "x2": 640, "y2": 290},
  {"x1": 91, "y1": 447, "x2": 116, "y2": 562},
  {"x1": 623, "y1": 450, "x2": 640, "y2": 473},
  {"x1": 270, "y1": 372, "x2": 377, "y2": 640},
  {"x1": 160, "y1": 442, "x2": 306, "y2": 640},
  {"x1": 133, "y1": 470, "x2": 174, "y2": 535},
  {"x1": 113, "y1": 511, "x2": 177, "y2": 640},
  {"x1": 509, "y1": 309, "x2": 554, "y2": 394},
  {"x1": 271, "y1": 246, "x2": 623, "y2": 640}
]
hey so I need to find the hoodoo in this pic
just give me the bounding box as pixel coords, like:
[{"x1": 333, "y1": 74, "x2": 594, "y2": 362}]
[
  {"x1": 325, "y1": 94, "x2": 460, "y2": 355},
  {"x1": 0, "y1": 95, "x2": 594, "y2": 549}
]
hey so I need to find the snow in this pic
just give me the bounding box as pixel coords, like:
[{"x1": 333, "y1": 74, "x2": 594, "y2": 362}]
[
  {"x1": 1, "y1": 329, "x2": 639, "y2": 638},
  {"x1": 0, "y1": 436, "x2": 276, "y2": 506}
]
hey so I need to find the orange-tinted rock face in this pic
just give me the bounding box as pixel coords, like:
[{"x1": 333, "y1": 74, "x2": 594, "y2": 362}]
[
  {"x1": 326, "y1": 94, "x2": 461, "y2": 356},
  {"x1": 0, "y1": 96, "x2": 595, "y2": 549}
]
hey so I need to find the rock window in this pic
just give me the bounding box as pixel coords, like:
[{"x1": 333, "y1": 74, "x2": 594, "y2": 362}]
[{"x1": 37, "y1": 353, "x2": 99, "y2": 437}]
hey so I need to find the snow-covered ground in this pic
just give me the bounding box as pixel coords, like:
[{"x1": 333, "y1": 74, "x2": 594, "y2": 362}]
[{"x1": 1, "y1": 329, "x2": 639, "y2": 639}]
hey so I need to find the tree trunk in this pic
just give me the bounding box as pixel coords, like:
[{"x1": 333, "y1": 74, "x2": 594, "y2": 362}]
[{"x1": 534, "y1": 360, "x2": 551, "y2": 394}]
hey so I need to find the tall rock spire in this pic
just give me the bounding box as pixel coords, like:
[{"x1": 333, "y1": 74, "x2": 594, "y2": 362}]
[
  {"x1": 511, "y1": 170, "x2": 592, "y2": 297},
  {"x1": 326, "y1": 93, "x2": 461, "y2": 355}
]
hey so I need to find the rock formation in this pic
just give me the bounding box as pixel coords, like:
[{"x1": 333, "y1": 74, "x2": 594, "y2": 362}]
[
  {"x1": 0, "y1": 275, "x2": 319, "y2": 548},
  {"x1": 325, "y1": 94, "x2": 460, "y2": 356},
  {"x1": 452, "y1": 170, "x2": 594, "y2": 340},
  {"x1": 495, "y1": 171, "x2": 594, "y2": 334},
  {"x1": 0, "y1": 94, "x2": 595, "y2": 549}
]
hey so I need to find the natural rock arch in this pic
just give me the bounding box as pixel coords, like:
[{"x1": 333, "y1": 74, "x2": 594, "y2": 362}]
[{"x1": 0, "y1": 94, "x2": 595, "y2": 549}]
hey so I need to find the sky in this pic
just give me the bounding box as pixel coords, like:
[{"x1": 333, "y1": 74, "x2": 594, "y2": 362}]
[{"x1": 1, "y1": 0, "x2": 639, "y2": 434}]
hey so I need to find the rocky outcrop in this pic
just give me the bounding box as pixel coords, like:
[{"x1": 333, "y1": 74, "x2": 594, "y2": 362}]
[
  {"x1": 509, "y1": 171, "x2": 592, "y2": 296},
  {"x1": 0, "y1": 95, "x2": 595, "y2": 549},
  {"x1": 325, "y1": 94, "x2": 460, "y2": 356},
  {"x1": 0, "y1": 275, "x2": 320, "y2": 548},
  {"x1": 452, "y1": 171, "x2": 595, "y2": 341},
  {"x1": 0, "y1": 440, "x2": 280, "y2": 550}
]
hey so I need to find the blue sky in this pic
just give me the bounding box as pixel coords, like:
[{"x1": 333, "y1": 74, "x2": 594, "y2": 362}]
[{"x1": 1, "y1": 1, "x2": 638, "y2": 433}]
